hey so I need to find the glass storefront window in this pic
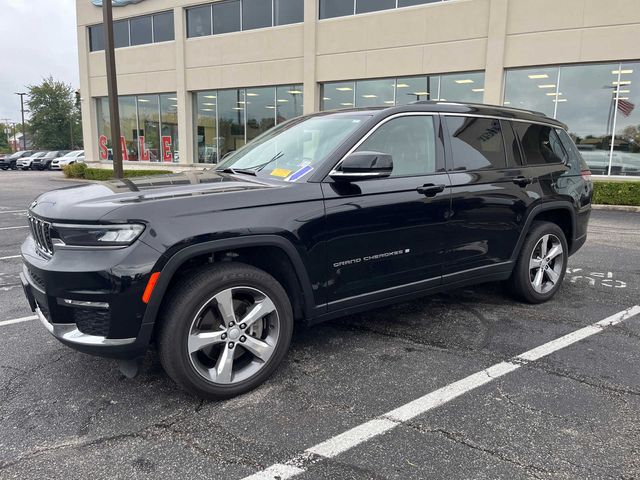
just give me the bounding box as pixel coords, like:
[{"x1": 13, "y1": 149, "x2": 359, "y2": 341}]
[
  {"x1": 130, "y1": 15, "x2": 152, "y2": 46},
  {"x1": 187, "y1": 5, "x2": 212, "y2": 38},
  {"x1": 160, "y1": 94, "x2": 179, "y2": 162},
  {"x1": 246, "y1": 87, "x2": 276, "y2": 142},
  {"x1": 96, "y1": 97, "x2": 111, "y2": 159},
  {"x1": 275, "y1": 0, "x2": 304, "y2": 25},
  {"x1": 218, "y1": 89, "x2": 246, "y2": 158},
  {"x1": 275, "y1": 85, "x2": 304, "y2": 123},
  {"x1": 555, "y1": 63, "x2": 615, "y2": 176},
  {"x1": 356, "y1": 0, "x2": 395, "y2": 14},
  {"x1": 137, "y1": 95, "x2": 160, "y2": 161},
  {"x1": 195, "y1": 91, "x2": 218, "y2": 163},
  {"x1": 439, "y1": 71, "x2": 485, "y2": 102},
  {"x1": 355, "y1": 78, "x2": 395, "y2": 107},
  {"x1": 321, "y1": 82, "x2": 355, "y2": 110},
  {"x1": 398, "y1": 0, "x2": 441, "y2": 6},
  {"x1": 153, "y1": 11, "x2": 174, "y2": 42},
  {"x1": 612, "y1": 62, "x2": 640, "y2": 176},
  {"x1": 242, "y1": 0, "x2": 272, "y2": 31},
  {"x1": 503, "y1": 67, "x2": 559, "y2": 117},
  {"x1": 394, "y1": 75, "x2": 435, "y2": 105},
  {"x1": 119, "y1": 96, "x2": 139, "y2": 161},
  {"x1": 320, "y1": 0, "x2": 354, "y2": 19},
  {"x1": 213, "y1": 0, "x2": 241, "y2": 35}
]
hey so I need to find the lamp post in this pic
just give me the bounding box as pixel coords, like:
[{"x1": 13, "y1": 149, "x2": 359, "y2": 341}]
[
  {"x1": 15, "y1": 92, "x2": 27, "y2": 150},
  {"x1": 102, "y1": 0, "x2": 124, "y2": 178}
]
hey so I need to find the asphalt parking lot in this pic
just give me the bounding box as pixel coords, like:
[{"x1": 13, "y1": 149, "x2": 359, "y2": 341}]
[{"x1": 1, "y1": 170, "x2": 639, "y2": 480}]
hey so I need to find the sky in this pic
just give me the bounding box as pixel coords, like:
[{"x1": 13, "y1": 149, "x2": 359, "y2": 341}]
[{"x1": 0, "y1": 0, "x2": 79, "y2": 124}]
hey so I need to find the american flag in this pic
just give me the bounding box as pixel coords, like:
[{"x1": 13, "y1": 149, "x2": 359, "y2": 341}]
[{"x1": 617, "y1": 98, "x2": 636, "y2": 117}]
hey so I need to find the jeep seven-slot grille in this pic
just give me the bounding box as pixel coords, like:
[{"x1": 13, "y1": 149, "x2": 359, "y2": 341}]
[{"x1": 28, "y1": 215, "x2": 54, "y2": 255}]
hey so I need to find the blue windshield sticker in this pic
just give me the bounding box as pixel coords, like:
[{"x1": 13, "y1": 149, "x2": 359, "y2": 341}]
[{"x1": 287, "y1": 165, "x2": 314, "y2": 182}]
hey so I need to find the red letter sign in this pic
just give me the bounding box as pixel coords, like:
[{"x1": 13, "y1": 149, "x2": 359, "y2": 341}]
[
  {"x1": 161, "y1": 136, "x2": 172, "y2": 162},
  {"x1": 98, "y1": 135, "x2": 108, "y2": 160},
  {"x1": 120, "y1": 136, "x2": 129, "y2": 161},
  {"x1": 138, "y1": 136, "x2": 150, "y2": 161}
]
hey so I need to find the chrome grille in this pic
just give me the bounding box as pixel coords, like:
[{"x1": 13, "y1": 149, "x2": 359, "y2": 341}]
[{"x1": 28, "y1": 215, "x2": 54, "y2": 255}]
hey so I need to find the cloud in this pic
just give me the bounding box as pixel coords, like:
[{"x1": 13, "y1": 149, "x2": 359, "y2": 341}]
[{"x1": 0, "y1": 0, "x2": 79, "y2": 122}]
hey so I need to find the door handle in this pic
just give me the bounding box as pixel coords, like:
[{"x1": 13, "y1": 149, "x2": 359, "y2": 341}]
[
  {"x1": 512, "y1": 176, "x2": 533, "y2": 187},
  {"x1": 417, "y1": 184, "x2": 446, "y2": 197}
]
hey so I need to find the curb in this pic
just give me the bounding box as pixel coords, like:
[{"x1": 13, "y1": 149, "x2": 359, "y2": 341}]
[
  {"x1": 592, "y1": 204, "x2": 640, "y2": 213},
  {"x1": 49, "y1": 176, "x2": 95, "y2": 183}
]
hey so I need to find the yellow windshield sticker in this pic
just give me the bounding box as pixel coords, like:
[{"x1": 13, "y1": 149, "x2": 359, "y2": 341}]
[{"x1": 270, "y1": 168, "x2": 292, "y2": 178}]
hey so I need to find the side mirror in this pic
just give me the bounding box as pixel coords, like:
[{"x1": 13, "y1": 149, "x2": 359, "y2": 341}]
[{"x1": 330, "y1": 151, "x2": 393, "y2": 182}]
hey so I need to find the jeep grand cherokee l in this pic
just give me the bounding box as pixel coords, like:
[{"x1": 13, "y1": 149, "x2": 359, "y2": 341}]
[{"x1": 21, "y1": 102, "x2": 592, "y2": 399}]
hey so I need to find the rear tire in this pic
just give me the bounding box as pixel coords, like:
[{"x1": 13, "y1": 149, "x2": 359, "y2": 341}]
[
  {"x1": 157, "y1": 262, "x2": 294, "y2": 399},
  {"x1": 509, "y1": 221, "x2": 568, "y2": 304}
]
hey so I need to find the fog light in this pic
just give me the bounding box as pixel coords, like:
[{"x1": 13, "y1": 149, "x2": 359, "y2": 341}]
[{"x1": 59, "y1": 298, "x2": 109, "y2": 309}]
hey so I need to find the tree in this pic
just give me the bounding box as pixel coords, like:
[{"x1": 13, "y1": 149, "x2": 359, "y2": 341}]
[
  {"x1": 0, "y1": 123, "x2": 10, "y2": 153},
  {"x1": 27, "y1": 76, "x2": 82, "y2": 150}
]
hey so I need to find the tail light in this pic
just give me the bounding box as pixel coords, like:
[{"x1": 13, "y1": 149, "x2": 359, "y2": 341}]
[{"x1": 581, "y1": 170, "x2": 592, "y2": 182}]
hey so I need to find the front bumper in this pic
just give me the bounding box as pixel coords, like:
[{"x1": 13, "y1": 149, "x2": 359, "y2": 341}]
[{"x1": 20, "y1": 235, "x2": 161, "y2": 359}]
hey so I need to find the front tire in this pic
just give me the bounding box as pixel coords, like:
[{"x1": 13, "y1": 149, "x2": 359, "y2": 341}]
[
  {"x1": 509, "y1": 221, "x2": 568, "y2": 304},
  {"x1": 157, "y1": 262, "x2": 294, "y2": 399}
]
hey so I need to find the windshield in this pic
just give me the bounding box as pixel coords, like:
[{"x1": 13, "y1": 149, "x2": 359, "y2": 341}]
[
  {"x1": 33, "y1": 152, "x2": 47, "y2": 158},
  {"x1": 216, "y1": 113, "x2": 369, "y2": 180},
  {"x1": 44, "y1": 151, "x2": 58, "y2": 159}
]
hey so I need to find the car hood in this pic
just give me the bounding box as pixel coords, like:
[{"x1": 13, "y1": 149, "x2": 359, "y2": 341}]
[{"x1": 29, "y1": 170, "x2": 283, "y2": 221}]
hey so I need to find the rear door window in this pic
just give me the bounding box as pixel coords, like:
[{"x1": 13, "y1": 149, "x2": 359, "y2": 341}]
[
  {"x1": 445, "y1": 116, "x2": 506, "y2": 171},
  {"x1": 501, "y1": 120, "x2": 523, "y2": 167},
  {"x1": 512, "y1": 122, "x2": 567, "y2": 165}
]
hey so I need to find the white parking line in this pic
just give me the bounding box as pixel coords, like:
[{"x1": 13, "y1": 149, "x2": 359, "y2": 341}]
[
  {"x1": 0, "y1": 226, "x2": 28, "y2": 231},
  {"x1": 0, "y1": 315, "x2": 37, "y2": 327},
  {"x1": 242, "y1": 305, "x2": 640, "y2": 480},
  {"x1": 0, "y1": 210, "x2": 27, "y2": 215},
  {"x1": 0, "y1": 255, "x2": 21, "y2": 261}
]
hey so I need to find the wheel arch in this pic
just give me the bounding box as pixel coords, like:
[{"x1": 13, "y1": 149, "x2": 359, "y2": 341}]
[
  {"x1": 511, "y1": 202, "x2": 576, "y2": 263},
  {"x1": 142, "y1": 235, "x2": 316, "y2": 331}
]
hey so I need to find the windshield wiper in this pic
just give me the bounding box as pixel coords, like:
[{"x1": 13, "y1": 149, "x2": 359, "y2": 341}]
[{"x1": 220, "y1": 167, "x2": 258, "y2": 176}]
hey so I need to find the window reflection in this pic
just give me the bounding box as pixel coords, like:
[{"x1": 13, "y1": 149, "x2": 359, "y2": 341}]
[
  {"x1": 246, "y1": 87, "x2": 276, "y2": 142},
  {"x1": 218, "y1": 89, "x2": 246, "y2": 158},
  {"x1": 160, "y1": 94, "x2": 179, "y2": 162},
  {"x1": 439, "y1": 72, "x2": 484, "y2": 102},
  {"x1": 394, "y1": 76, "x2": 435, "y2": 105},
  {"x1": 119, "y1": 96, "x2": 138, "y2": 161},
  {"x1": 321, "y1": 82, "x2": 355, "y2": 110},
  {"x1": 355, "y1": 78, "x2": 394, "y2": 107},
  {"x1": 612, "y1": 62, "x2": 640, "y2": 176},
  {"x1": 137, "y1": 95, "x2": 160, "y2": 161},
  {"x1": 195, "y1": 91, "x2": 218, "y2": 163},
  {"x1": 275, "y1": 85, "x2": 304, "y2": 123},
  {"x1": 187, "y1": 5, "x2": 212, "y2": 38},
  {"x1": 503, "y1": 67, "x2": 559, "y2": 117}
]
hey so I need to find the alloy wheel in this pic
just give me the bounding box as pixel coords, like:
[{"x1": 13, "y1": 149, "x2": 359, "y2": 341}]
[
  {"x1": 187, "y1": 286, "x2": 280, "y2": 385},
  {"x1": 529, "y1": 234, "x2": 564, "y2": 294}
]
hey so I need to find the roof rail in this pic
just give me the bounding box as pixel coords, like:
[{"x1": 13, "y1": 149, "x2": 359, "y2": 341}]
[{"x1": 410, "y1": 100, "x2": 548, "y2": 118}]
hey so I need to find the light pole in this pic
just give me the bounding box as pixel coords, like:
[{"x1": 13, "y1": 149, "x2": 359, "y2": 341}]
[
  {"x1": 15, "y1": 92, "x2": 27, "y2": 150},
  {"x1": 102, "y1": 0, "x2": 124, "y2": 178}
]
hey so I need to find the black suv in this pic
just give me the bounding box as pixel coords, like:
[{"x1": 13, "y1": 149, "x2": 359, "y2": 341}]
[
  {"x1": 21, "y1": 103, "x2": 592, "y2": 399},
  {"x1": 32, "y1": 150, "x2": 69, "y2": 170}
]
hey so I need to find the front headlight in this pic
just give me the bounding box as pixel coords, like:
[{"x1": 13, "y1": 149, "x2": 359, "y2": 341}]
[{"x1": 51, "y1": 223, "x2": 145, "y2": 247}]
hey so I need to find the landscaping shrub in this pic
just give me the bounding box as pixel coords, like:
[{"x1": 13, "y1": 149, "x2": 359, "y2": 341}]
[
  {"x1": 592, "y1": 180, "x2": 640, "y2": 206},
  {"x1": 63, "y1": 164, "x2": 172, "y2": 180}
]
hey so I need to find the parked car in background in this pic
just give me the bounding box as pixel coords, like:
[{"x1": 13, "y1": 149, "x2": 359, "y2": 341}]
[
  {"x1": 1, "y1": 150, "x2": 34, "y2": 170},
  {"x1": 33, "y1": 150, "x2": 69, "y2": 170},
  {"x1": 17, "y1": 151, "x2": 48, "y2": 170},
  {"x1": 51, "y1": 150, "x2": 85, "y2": 170}
]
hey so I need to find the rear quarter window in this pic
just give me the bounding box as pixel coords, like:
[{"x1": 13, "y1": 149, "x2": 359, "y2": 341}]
[
  {"x1": 512, "y1": 122, "x2": 567, "y2": 165},
  {"x1": 556, "y1": 128, "x2": 590, "y2": 174}
]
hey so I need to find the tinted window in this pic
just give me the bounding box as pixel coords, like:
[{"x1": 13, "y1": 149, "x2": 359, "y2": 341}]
[
  {"x1": 501, "y1": 121, "x2": 523, "y2": 166},
  {"x1": 446, "y1": 116, "x2": 506, "y2": 170},
  {"x1": 130, "y1": 15, "x2": 152, "y2": 45},
  {"x1": 213, "y1": 0, "x2": 241, "y2": 34},
  {"x1": 113, "y1": 19, "x2": 130, "y2": 48},
  {"x1": 356, "y1": 0, "x2": 395, "y2": 14},
  {"x1": 320, "y1": 0, "x2": 354, "y2": 19},
  {"x1": 356, "y1": 116, "x2": 436, "y2": 177},
  {"x1": 187, "y1": 5, "x2": 212, "y2": 38},
  {"x1": 398, "y1": 0, "x2": 441, "y2": 6},
  {"x1": 513, "y1": 123, "x2": 566, "y2": 165},
  {"x1": 274, "y1": 0, "x2": 304, "y2": 25},
  {"x1": 153, "y1": 11, "x2": 174, "y2": 42},
  {"x1": 243, "y1": 0, "x2": 272, "y2": 30},
  {"x1": 89, "y1": 24, "x2": 104, "y2": 51}
]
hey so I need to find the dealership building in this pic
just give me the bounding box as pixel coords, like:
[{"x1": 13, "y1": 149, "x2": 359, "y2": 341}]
[{"x1": 76, "y1": 0, "x2": 640, "y2": 176}]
